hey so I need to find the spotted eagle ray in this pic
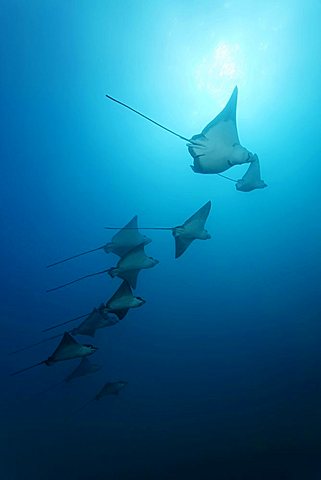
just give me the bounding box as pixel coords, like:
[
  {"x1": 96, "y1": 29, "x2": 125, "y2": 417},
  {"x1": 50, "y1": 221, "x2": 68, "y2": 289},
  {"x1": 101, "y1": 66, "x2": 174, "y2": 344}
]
[
  {"x1": 46, "y1": 215, "x2": 151, "y2": 268},
  {"x1": 47, "y1": 245, "x2": 159, "y2": 292},
  {"x1": 71, "y1": 381, "x2": 128, "y2": 416},
  {"x1": 105, "y1": 280, "x2": 145, "y2": 319},
  {"x1": 105, "y1": 87, "x2": 254, "y2": 180},
  {"x1": 10, "y1": 332, "x2": 98, "y2": 376},
  {"x1": 172, "y1": 200, "x2": 211, "y2": 258}
]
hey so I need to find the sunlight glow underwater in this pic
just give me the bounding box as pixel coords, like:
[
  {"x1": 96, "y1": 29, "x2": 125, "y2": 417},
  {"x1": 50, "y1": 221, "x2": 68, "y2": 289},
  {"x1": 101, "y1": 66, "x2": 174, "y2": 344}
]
[{"x1": 195, "y1": 41, "x2": 244, "y2": 101}]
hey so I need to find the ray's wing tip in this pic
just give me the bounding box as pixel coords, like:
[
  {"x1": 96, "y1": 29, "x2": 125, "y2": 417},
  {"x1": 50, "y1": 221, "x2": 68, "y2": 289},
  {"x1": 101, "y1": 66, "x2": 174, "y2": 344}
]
[
  {"x1": 174, "y1": 246, "x2": 183, "y2": 259},
  {"x1": 231, "y1": 85, "x2": 238, "y2": 101}
]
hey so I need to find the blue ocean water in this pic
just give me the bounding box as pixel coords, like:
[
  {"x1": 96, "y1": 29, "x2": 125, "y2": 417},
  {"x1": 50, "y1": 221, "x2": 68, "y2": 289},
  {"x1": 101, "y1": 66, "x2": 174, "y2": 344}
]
[{"x1": 1, "y1": 1, "x2": 321, "y2": 478}]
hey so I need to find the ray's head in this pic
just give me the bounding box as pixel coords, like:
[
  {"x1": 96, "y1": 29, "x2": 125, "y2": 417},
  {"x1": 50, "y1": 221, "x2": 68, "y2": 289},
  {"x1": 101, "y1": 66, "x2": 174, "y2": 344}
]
[
  {"x1": 149, "y1": 256, "x2": 159, "y2": 266},
  {"x1": 83, "y1": 344, "x2": 98, "y2": 355},
  {"x1": 203, "y1": 229, "x2": 211, "y2": 240},
  {"x1": 136, "y1": 296, "x2": 146, "y2": 306}
]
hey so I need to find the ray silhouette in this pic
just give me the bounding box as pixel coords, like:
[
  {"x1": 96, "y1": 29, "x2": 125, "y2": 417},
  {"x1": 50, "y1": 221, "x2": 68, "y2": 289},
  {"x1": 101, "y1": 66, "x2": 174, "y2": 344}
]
[
  {"x1": 105, "y1": 89, "x2": 252, "y2": 180},
  {"x1": 47, "y1": 245, "x2": 159, "y2": 292},
  {"x1": 46, "y1": 216, "x2": 151, "y2": 268},
  {"x1": 10, "y1": 333, "x2": 98, "y2": 376}
]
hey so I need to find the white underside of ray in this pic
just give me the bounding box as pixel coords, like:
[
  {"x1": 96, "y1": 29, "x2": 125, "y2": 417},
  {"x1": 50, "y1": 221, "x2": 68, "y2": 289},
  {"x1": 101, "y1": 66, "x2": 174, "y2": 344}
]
[
  {"x1": 109, "y1": 246, "x2": 158, "y2": 288},
  {"x1": 106, "y1": 281, "x2": 134, "y2": 310},
  {"x1": 191, "y1": 123, "x2": 239, "y2": 172},
  {"x1": 117, "y1": 247, "x2": 156, "y2": 271},
  {"x1": 188, "y1": 87, "x2": 253, "y2": 174},
  {"x1": 105, "y1": 88, "x2": 256, "y2": 182},
  {"x1": 108, "y1": 294, "x2": 138, "y2": 310},
  {"x1": 105, "y1": 89, "x2": 253, "y2": 178},
  {"x1": 180, "y1": 223, "x2": 205, "y2": 239}
]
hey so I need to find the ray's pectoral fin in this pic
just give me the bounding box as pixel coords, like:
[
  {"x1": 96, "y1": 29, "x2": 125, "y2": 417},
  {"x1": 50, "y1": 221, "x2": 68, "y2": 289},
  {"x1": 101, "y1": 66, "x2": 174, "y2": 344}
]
[
  {"x1": 174, "y1": 236, "x2": 194, "y2": 259},
  {"x1": 47, "y1": 332, "x2": 79, "y2": 363},
  {"x1": 121, "y1": 270, "x2": 140, "y2": 289},
  {"x1": 72, "y1": 324, "x2": 96, "y2": 338},
  {"x1": 108, "y1": 280, "x2": 133, "y2": 304},
  {"x1": 202, "y1": 85, "x2": 238, "y2": 134},
  {"x1": 184, "y1": 201, "x2": 211, "y2": 230}
]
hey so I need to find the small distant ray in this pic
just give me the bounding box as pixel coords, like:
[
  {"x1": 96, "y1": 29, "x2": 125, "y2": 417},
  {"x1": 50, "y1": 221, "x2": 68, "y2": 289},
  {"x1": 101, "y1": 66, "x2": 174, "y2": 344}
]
[
  {"x1": 47, "y1": 245, "x2": 159, "y2": 292},
  {"x1": 105, "y1": 89, "x2": 254, "y2": 181},
  {"x1": 70, "y1": 381, "x2": 128, "y2": 416},
  {"x1": 95, "y1": 381, "x2": 128, "y2": 398},
  {"x1": 46, "y1": 215, "x2": 151, "y2": 268},
  {"x1": 10, "y1": 333, "x2": 98, "y2": 376},
  {"x1": 235, "y1": 154, "x2": 267, "y2": 192},
  {"x1": 30, "y1": 358, "x2": 102, "y2": 399},
  {"x1": 105, "y1": 280, "x2": 145, "y2": 319},
  {"x1": 104, "y1": 201, "x2": 212, "y2": 259}
]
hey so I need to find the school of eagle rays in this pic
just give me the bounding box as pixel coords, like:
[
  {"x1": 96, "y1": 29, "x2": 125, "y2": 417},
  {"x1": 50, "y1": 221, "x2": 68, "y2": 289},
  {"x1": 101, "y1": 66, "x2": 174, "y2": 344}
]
[{"x1": 10, "y1": 86, "x2": 267, "y2": 413}]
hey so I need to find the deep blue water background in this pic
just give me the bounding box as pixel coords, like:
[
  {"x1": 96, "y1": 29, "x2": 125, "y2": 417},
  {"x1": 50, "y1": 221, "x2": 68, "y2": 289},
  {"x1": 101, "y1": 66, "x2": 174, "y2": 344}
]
[{"x1": 1, "y1": 1, "x2": 321, "y2": 479}]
